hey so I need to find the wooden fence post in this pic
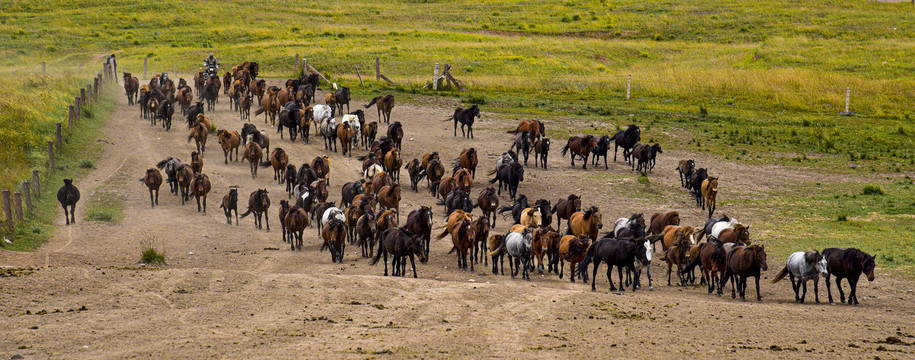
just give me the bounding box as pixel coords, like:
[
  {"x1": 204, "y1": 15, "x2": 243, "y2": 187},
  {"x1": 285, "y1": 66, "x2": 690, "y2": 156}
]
[
  {"x1": 32, "y1": 170, "x2": 40, "y2": 198},
  {"x1": 55, "y1": 123, "x2": 62, "y2": 150},
  {"x1": 47, "y1": 141, "x2": 55, "y2": 170},
  {"x1": 22, "y1": 182, "x2": 31, "y2": 213},
  {"x1": 68, "y1": 105, "x2": 74, "y2": 130},
  {"x1": 87, "y1": 85, "x2": 93, "y2": 107},
  {"x1": 294, "y1": 53, "x2": 299, "y2": 76},
  {"x1": 355, "y1": 66, "x2": 364, "y2": 87},
  {"x1": 844, "y1": 87, "x2": 850, "y2": 113},
  {"x1": 80, "y1": 89, "x2": 87, "y2": 107},
  {"x1": 94, "y1": 78, "x2": 99, "y2": 100},
  {"x1": 75, "y1": 98, "x2": 81, "y2": 121},
  {"x1": 79, "y1": 63, "x2": 83, "y2": 74},
  {"x1": 433, "y1": 63, "x2": 440, "y2": 90},
  {"x1": 143, "y1": 56, "x2": 148, "y2": 79},
  {"x1": 626, "y1": 74, "x2": 631, "y2": 100},
  {"x1": 303, "y1": 58, "x2": 308, "y2": 75},
  {"x1": 375, "y1": 58, "x2": 381, "y2": 81},
  {"x1": 13, "y1": 192, "x2": 22, "y2": 221},
  {"x1": 2, "y1": 190, "x2": 11, "y2": 227}
]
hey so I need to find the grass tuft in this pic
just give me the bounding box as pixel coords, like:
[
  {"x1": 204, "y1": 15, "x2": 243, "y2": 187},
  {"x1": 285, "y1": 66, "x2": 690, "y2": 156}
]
[
  {"x1": 78, "y1": 159, "x2": 95, "y2": 169},
  {"x1": 140, "y1": 237, "x2": 166, "y2": 265},
  {"x1": 862, "y1": 185, "x2": 885, "y2": 196}
]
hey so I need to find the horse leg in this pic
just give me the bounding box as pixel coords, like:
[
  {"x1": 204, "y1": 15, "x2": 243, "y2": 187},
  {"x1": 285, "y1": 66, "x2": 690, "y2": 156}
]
[
  {"x1": 825, "y1": 274, "x2": 834, "y2": 303},
  {"x1": 755, "y1": 274, "x2": 762, "y2": 302},
  {"x1": 453, "y1": 120, "x2": 458, "y2": 137},
  {"x1": 814, "y1": 278, "x2": 821, "y2": 304},
  {"x1": 789, "y1": 274, "x2": 799, "y2": 302},
  {"x1": 508, "y1": 255, "x2": 516, "y2": 278},
  {"x1": 704, "y1": 269, "x2": 713, "y2": 294},
  {"x1": 591, "y1": 260, "x2": 601, "y2": 291},
  {"x1": 410, "y1": 254, "x2": 418, "y2": 278},
  {"x1": 613, "y1": 265, "x2": 623, "y2": 292},
  {"x1": 383, "y1": 252, "x2": 389, "y2": 276},
  {"x1": 149, "y1": 189, "x2": 155, "y2": 208},
  {"x1": 800, "y1": 278, "x2": 808, "y2": 304},
  {"x1": 835, "y1": 277, "x2": 846, "y2": 304},
  {"x1": 849, "y1": 277, "x2": 859, "y2": 305}
]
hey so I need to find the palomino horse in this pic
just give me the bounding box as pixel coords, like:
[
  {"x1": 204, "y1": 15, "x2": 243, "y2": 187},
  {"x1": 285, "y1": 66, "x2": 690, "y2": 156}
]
[
  {"x1": 557, "y1": 234, "x2": 591, "y2": 282},
  {"x1": 243, "y1": 141, "x2": 263, "y2": 179},
  {"x1": 241, "y1": 189, "x2": 271, "y2": 230},
  {"x1": 720, "y1": 245, "x2": 768, "y2": 301},
  {"x1": 701, "y1": 177, "x2": 718, "y2": 218},
  {"x1": 568, "y1": 206, "x2": 602, "y2": 240},
  {"x1": 613, "y1": 125, "x2": 641, "y2": 163},
  {"x1": 216, "y1": 129, "x2": 240, "y2": 164},
  {"x1": 561, "y1": 135, "x2": 597, "y2": 169},
  {"x1": 191, "y1": 173, "x2": 211, "y2": 214},
  {"x1": 448, "y1": 105, "x2": 480, "y2": 138},
  {"x1": 322, "y1": 219, "x2": 347, "y2": 262},
  {"x1": 141, "y1": 168, "x2": 162, "y2": 208},
  {"x1": 772, "y1": 251, "x2": 828, "y2": 304},
  {"x1": 56, "y1": 179, "x2": 81, "y2": 225},
  {"x1": 823, "y1": 247, "x2": 876, "y2": 305},
  {"x1": 365, "y1": 95, "x2": 394, "y2": 123},
  {"x1": 578, "y1": 237, "x2": 650, "y2": 292},
  {"x1": 370, "y1": 227, "x2": 427, "y2": 277},
  {"x1": 220, "y1": 187, "x2": 239, "y2": 225}
]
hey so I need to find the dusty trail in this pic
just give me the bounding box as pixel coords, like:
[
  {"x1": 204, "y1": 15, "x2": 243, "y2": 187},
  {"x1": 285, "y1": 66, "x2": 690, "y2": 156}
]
[{"x1": 0, "y1": 78, "x2": 913, "y2": 358}]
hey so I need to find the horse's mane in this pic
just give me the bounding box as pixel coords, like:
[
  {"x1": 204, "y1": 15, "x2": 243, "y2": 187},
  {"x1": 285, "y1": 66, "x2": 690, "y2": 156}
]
[{"x1": 583, "y1": 206, "x2": 597, "y2": 220}]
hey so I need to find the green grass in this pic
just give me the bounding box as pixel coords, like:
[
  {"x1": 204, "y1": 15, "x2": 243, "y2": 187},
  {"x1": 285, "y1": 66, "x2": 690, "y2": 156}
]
[
  {"x1": 0, "y1": 87, "x2": 115, "y2": 252},
  {"x1": 140, "y1": 237, "x2": 166, "y2": 265},
  {"x1": 84, "y1": 191, "x2": 125, "y2": 224}
]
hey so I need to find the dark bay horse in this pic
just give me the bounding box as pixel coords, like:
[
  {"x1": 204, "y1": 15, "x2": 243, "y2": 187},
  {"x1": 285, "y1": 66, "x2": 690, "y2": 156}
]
[
  {"x1": 448, "y1": 105, "x2": 480, "y2": 138},
  {"x1": 370, "y1": 227, "x2": 428, "y2": 277},
  {"x1": 240, "y1": 189, "x2": 270, "y2": 230},
  {"x1": 823, "y1": 248, "x2": 876, "y2": 305},
  {"x1": 720, "y1": 245, "x2": 768, "y2": 301},
  {"x1": 578, "y1": 237, "x2": 650, "y2": 292},
  {"x1": 476, "y1": 187, "x2": 499, "y2": 227},
  {"x1": 141, "y1": 168, "x2": 162, "y2": 208},
  {"x1": 613, "y1": 125, "x2": 641, "y2": 163},
  {"x1": 56, "y1": 179, "x2": 80, "y2": 225},
  {"x1": 405, "y1": 206, "x2": 434, "y2": 256},
  {"x1": 561, "y1": 135, "x2": 597, "y2": 170},
  {"x1": 590, "y1": 135, "x2": 612, "y2": 169}
]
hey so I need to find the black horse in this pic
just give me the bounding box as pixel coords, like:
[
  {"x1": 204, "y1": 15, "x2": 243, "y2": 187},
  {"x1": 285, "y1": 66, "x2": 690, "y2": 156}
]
[
  {"x1": 590, "y1": 135, "x2": 613, "y2": 169},
  {"x1": 497, "y1": 194, "x2": 530, "y2": 225},
  {"x1": 439, "y1": 188, "x2": 473, "y2": 217},
  {"x1": 370, "y1": 227, "x2": 428, "y2": 278},
  {"x1": 689, "y1": 168, "x2": 709, "y2": 203},
  {"x1": 333, "y1": 87, "x2": 351, "y2": 116},
  {"x1": 157, "y1": 100, "x2": 174, "y2": 131},
  {"x1": 278, "y1": 101, "x2": 301, "y2": 141},
  {"x1": 297, "y1": 163, "x2": 318, "y2": 186},
  {"x1": 823, "y1": 248, "x2": 876, "y2": 305},
  {"x1": 199, "y1": 81, "x2": 219, "y2": 111},
  {"x1": 155, "y1": 157, "x2": 183, "y2": 195},
  {"x1": 578, "y1": 237, "x2": 650, "y2": 292},
  {"x1": 489, "y1": 162, "x2": 524, "y2": 200},
  {"x1": 449, "y1": 105, "x2": 480, "y2": 138},
  {"x1": 299, "y1": 74, "x2": 320, "y2": 104},
  {"x1": 613, "y1": 125, "x2": 641, "y2": 163},
  {"x1": 185, "y1": 102, "x2": 204, "y2": 129},
  {"x1": 56, "y1": 179, "x2": 81, "y2": 225}
]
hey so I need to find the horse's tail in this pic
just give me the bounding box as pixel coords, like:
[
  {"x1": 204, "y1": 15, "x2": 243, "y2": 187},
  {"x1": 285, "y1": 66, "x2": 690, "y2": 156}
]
[
  {"x1": 260, "y1": 160, "x2": 272, "y2": 168},
  {"x1": 488, "y1": 239, "x2": 506, "y2": 256},
  {"x1": 681, "y1": 254, "x2": 702, "y2": 275},
  {"x1": 369, "y1": 237, "x2": 384, "y2": 266},
  {"x1": 240, "y1": 207, "x2": 253, "y2": 218},
  {"x1": 435, "y1": 228, "x2": 450, "y2": 241},
  {"x1": 560, "y1": 140, "x2": 571, "y2": 157},
  {"x1": 486, "y1": 168, "x2": 497, "y2": 176},
  {"x1": 645, "y1": 234, "x2": 664, "y2": 244},
  {"x1": 488, "y1": 176, "x2": 498, "y2": 184},
  {"x1": 186, "y1": 133, "x2": 194, "y2": 143},
  {"x1": 442, "y1": 115, "x2": 454, "y2": 122},
  {"x1": 155, "y1": 159, "x2": 169, "y2": 169},
  {"x1": 770, "y1": 266, "x2": 790, "y2": 283},
  {"x1": 254, "y1": 108, "x2": 266, "y2": 116},
  {"x1": 364, "y1": 96, "x2": 380, "y2": 109},
  {"x1": 576, "y1": 242, "x2": 598, "y2": 277}
]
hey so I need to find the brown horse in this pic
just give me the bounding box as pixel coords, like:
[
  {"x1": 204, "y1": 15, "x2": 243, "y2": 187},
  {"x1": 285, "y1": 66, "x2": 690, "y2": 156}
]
[
  {"x1": 240, "y1": 189, "x2": 271, "y2": 230},
  {"x1": 532, "y1": 138, "x2": 550, "y2": 170},
  {"x1": 123, "y1": 73, "x2": 139, "y2": 105},
  {"x1": 146, "y1": 97, "x2": 159, "y2": 124},
  {"x1": 285, "y1": 206, "x2": 310, "y2": 250},
  {"x1": 322, "y1": 219, "x2": 347, "y2": 262},
  {"x1": 361, "y1": 121, "x2": 378, "y2": 150},
  {"x1": 660, "y1": 225, "x2": 695, "y2": 256},
  {"x1": 278, "y1": 86, "x2": 294, "y2": 106},
  {"x1": 188, "y1": 151, "x2": 203, "y2": 175},
  {"x1": 176, "y1": 88, "x2": 193, "y2": 115},
  {"x1": 476, "y1": 187, "x2": 499, "y2": 227},
  {"x1": 216, "y1": 129, "x2": 240, "y2": 164},
  {"x1": 701, "y1": 177, "x2": 718, "y2": 218},
  {"x1": 384, "y1": 148, "x2": 402, "y2": 183},
  {"x1": 568, "y1": 206, "x2": 602, "y2": 240},
  {"x1": 507, "y1": 119, "x2": 544, "y2": 140},
  {"x1": 249, "y1": 78, "x2": 266, "y2": 104},
  {"x1": 454, "y1": 168, "x2": 473, "y2": 193},
  {"x1": 370, "y1": 227, "x2": 427, "y2": 277},
  {"x1": 422, "y1": 152, "x2": 440, "y2": 170},
  {"x1": 425, "y1": 159, "x2": 445, "y2": 190},
  {"x1": 404, "y1": 159, "x2": 423, "y2": 192},
  {"x1": 677, "y1": 159, "x2": 695, "y2": 188},
  {"x1": 187, "y1": 121, "x2": 208, "y2": 153},
  {"x1": 337, "y1": 122, "x2": 355, "y2": 157},
  {"x1": 471, "y1": 216, "x2": 490, "y2": 264},
  {"x1": 222, "y1": 72, "x2": 232, "y2": 94},
  {"x1": 687, "y1": 241, "x2": 728, "y2": 294},
  {"x1": 192, "y1": 173, "x2": 212, "y2": 214},
  {"x1": 665, "y1": 236, "x2": 691, "y2": 286},
  {"x1": 256, "y1": 89, "x2": 280, "y2": 125},
  {"x1": 175, "y1": 165, "x2": 193, "y2": 205},
  {"x1": 311, "y1": 155, "x2": 330, "y2": 186},
  {"x1": 718, "y1": 224, "x2": 749, "y2": 244},
  {"x1": 823, "y1": 247, "x2": 876, "y2": 305},
  {"x1": 268, "y1": 148, "x2": 288, "y2": 184},
  {"x1": 435, "y1": 177, "x2": 457, "y2": 200},
  {"x1": 488, "y1": 235, "x2": 506, "y2": 275},
  {"x1": 457, "y1": 148, "x2": 478, "y2": 178},
  {"x1": 377, "y1": 184, "x2": 401, "y2": 222},
  {"x1": 552, "y1": 194, "x2": 582, "y2": 231},
  {"x1": 356, "y1": 210, "x2": 377, "y2": 257},
  {"x1": 531, "y1": 227, "x2": 557, "y2": 274},
  {"x1": 648, "y1": 211, "x2": 680, "y2": 251},
  {"x1": 446, "y1": 218, "x2": 475, "y2": 271},
  {"x1": 720, "y1": 245, "x2": 768, "y2": 301},
  {"x1": 558, "y1": 234, "x2": 592, "y2": 282},
  {"x1": 365, "y1": 95, "x2": 394, "y2": 123},
  {"x1": 387, "y1": 122, "x2": 404, "y2": 150},
  {"x1": 311, "y1": 178, "x2": 329, "y2": 205},
  {"x1": 375, "y1": 210, "x2": 398, "y2": 243},
  {"x1": 560, "y1": 135, "x2": 597, "y2": 169},
  {"x1": 243, "y1": 142, "x2": 263, "y2": 178},
  {"x1": 220, "y1": 187, "x2": 239, "y2": 225},
  {"x1": 141, "y1": 168, "x2": 162, "y2": 208}
]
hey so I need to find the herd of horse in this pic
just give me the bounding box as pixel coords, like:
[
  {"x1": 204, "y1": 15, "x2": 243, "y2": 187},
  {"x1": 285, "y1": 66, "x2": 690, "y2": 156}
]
[{"x1": 91, "y1": 61, "x2": 884, "y2": 306}]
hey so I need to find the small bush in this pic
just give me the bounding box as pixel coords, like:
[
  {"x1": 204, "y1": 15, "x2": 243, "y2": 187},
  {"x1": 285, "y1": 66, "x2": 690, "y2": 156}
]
[
  {"x1": 465, "y1": 95, "x2": 486, "y2": 105},
  {"x1": 78, "y1": 160, "x2": 95, "y2": 169},
  {"x1": 699, "y1": 105, "x2": 708, "y2": 117},
  {"x1": 140, "y1": 239, "x2": 166, "y2": 265},
  {"x1": 836, "y1": 214, "x2": 848, "y2": 221},
  {"x1": 862, "y1": 185, "x2": 884, "y2": 195},
  {"x1": 637, "y1": 172, "x2": 650, "y2": 184},
  {"x1": 86, "y1": 209, "x2": 116, "y2": 223}
]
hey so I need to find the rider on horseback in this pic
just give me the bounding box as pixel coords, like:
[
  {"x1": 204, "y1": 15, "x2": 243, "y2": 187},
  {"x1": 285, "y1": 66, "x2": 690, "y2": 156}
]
[{"x1": 204, "y1": 53, "x2": 219, "y2": 69}]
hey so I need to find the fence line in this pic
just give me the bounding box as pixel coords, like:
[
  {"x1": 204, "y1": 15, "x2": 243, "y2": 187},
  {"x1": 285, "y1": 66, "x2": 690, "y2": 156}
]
[{"x1": 1, "y1": 62, "x2": 113, "y2": 231}]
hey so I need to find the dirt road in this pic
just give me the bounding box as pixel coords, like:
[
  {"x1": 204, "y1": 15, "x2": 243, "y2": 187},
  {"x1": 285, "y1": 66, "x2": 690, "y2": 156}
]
[{"x1": 1, "y1": 79, "x2": 913, "y2": 358}]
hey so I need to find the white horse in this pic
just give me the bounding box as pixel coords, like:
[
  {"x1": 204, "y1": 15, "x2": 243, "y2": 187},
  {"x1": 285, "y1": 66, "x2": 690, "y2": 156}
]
[
  {"x1": 311, "y1": 104, "x2": 333, "y2": 128},
  {"x1": 505, "y1": 229, "x2": 533, "y2": 280},
  {"x1": 709, "y1": 218, "x2": 739, "y2": 240},
  {"x1": 772, "y1": 251, "x2": 828, "y2": 304},
  {"x1": 341, "y1": 114, "x2": 361, "y2": 146}
]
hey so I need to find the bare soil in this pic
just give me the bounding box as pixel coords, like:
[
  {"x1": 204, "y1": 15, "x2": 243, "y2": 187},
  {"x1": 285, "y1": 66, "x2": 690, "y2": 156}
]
[{"x1": 1, "y1": 80, "x2": 914, "y2": 359}]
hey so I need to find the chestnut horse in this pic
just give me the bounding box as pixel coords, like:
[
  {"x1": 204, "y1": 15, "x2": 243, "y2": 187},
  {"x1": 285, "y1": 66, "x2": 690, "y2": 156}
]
[
  {"x1": 365, "y1": 95, "x2": 394, "y2": 124},
  {"x1": 456, "y1": 148, "x2": 478, "y2": 178},
  {"x1": 322, "y1": 219, "x2": 347, "y2": 262},
  {"x1": 701, "y1": 177, "x2": 718, "y2": 218},
  {"x1": 648, "y1": 211, "x2": 680, "y2": 251},
  {"x1": 216, "y1": 129, "x2": 240, "y2": 164},
  {"x1": 568, "y1": 206, "x2": 602, "y2": 240},
  {"x1": 141, "y1": 168, "x2": 162, "y2": 208},
  {"x1": 243, "y1": 142, "x2": 262, "y2": 179},
  {"x1": 557, "y1": 234, "x2": 591, "y2": 282},
  {"x1": 285, "y1": 206, "x2": 310, "y2": 251}
]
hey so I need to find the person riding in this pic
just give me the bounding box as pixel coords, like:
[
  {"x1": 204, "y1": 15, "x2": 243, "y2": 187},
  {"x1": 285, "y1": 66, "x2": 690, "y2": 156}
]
[{"x1": 204, "y1": 53, "x2": 219, "y2": 69}]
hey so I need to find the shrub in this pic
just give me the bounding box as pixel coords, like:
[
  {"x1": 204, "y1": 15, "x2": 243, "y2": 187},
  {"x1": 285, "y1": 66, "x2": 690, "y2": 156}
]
[
  {"x1": 836, "y1": 214, "x2": 848, "y2": 221},
  {"x1": 465, "y1": 95, "x2": 486, "y2": 105},
  {"x1": 861, "y1": 185, "x2": 884, "y2": 195},
  {"x1": 699, "y1": 105, "x2": 708, "y2": 117},
  {"x1": 78, "y1": 160, "x2": 94, "y2": 169},
  {"x1": 140, "y1": 240, "x2": 166, "y2": 265}
]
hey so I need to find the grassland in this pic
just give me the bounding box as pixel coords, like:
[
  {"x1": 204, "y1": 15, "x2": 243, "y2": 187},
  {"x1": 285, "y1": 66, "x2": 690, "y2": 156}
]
[{"x1": 0, "y1": 0, "x2": 913, "y2": 270}]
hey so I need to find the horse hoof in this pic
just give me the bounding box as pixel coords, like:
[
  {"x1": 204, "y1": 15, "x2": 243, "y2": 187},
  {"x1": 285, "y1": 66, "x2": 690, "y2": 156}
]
[
  {"x1": 590, "y1": 288, "x2": 596, "y2": 292},
  {"x1": 649, "y1": 286, "x2": 653, "y2": 291}
]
